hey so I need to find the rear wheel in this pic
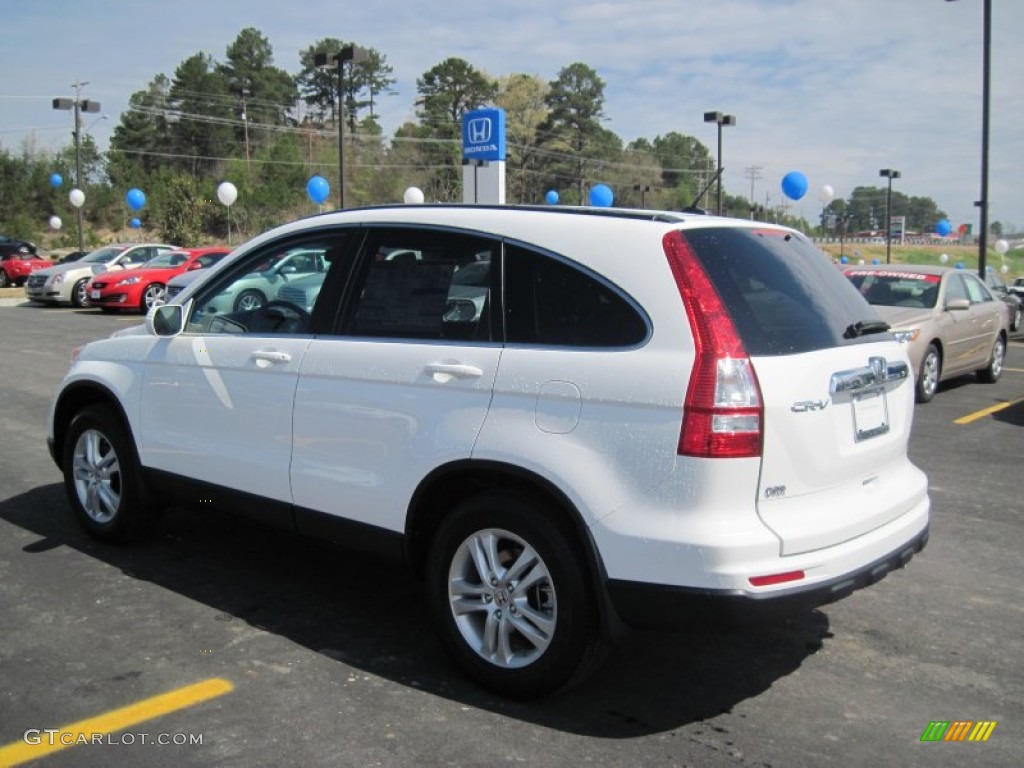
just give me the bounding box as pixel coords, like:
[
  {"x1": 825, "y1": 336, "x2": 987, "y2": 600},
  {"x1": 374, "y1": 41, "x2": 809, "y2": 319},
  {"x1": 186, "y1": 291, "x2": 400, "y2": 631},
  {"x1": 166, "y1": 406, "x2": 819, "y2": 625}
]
[
  {"x1": 141, "y1": 283, "x2": 166, "y2": 312},
  {"x1": 63, "y1": 404, "x2": 159, "y2": 543},
  {"x1": 916, "y1": 343, "x2": 941, "y2": 403},
  {"x1": 977, "y1": 335, "x2": 1005, "y2": 383},
  {"x1": 0, "y1": 271, "x2": 9, "y2": 288},
  {"x1": 426, "y1": 492, "x2": 607, "y2": 698},
  {"x1": 71, "y1": 277, "x2": 89, "y2": 308}
]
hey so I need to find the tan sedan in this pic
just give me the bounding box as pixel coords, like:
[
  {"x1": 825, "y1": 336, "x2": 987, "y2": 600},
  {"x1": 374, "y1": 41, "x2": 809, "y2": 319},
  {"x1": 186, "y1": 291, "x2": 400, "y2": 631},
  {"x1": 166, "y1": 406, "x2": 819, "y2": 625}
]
[{"x1": 845, "y1": 265, "x2": 1009, "y2": 403}]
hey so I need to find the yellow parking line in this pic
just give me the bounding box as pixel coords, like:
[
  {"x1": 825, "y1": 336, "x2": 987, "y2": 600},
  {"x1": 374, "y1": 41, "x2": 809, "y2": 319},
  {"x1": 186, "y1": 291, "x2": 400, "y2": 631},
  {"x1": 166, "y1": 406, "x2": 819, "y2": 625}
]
[
  {"x1": 954, "y1": 397, "x2": 1024, "y2": 425},
  {"x1": 0, "y1": 677, "x2": 233, "y2": 767}
]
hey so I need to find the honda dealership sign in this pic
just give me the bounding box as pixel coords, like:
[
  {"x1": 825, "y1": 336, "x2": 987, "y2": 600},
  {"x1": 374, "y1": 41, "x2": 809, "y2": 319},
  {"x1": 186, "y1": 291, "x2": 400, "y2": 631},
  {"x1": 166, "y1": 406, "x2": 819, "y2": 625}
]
[{"x1": 462, "y1": 108, "x2": 506, "y2": 162}]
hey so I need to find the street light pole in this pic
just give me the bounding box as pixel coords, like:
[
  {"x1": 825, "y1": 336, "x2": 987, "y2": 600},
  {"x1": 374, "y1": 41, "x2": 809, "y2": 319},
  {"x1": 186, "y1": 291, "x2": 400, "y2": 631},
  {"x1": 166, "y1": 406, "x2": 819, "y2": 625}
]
[
  {"x1": 704, "y1": 111, "x2": 736, "y2": 215},
  {"x1": 879, "y1": 168, "x2": 901, "y2": 264},
  {"x1": 315, "y1": 45, "x2": 369, "y2": 209},
  {"x1": 946, "y1": 0, "x2": 991, "y2": 280},
  {"x1": 52, "y1": 81, "x2": 100, "y2": 253}
]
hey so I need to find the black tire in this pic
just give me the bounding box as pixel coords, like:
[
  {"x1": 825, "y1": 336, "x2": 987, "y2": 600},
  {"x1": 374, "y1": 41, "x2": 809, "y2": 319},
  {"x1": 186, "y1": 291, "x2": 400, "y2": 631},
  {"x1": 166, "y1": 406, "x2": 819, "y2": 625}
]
[
  {"x1": 71, "y1": 277, "x2": 89, "y2": 308},
  {"x1": 915, "y1": 343, "x2": 941, "y2": 403},
  {"x1": 0, "y1": 271, "x2": 10, "y2": 288},
  {"x1": 62, "y1": 403, "x2": 159, "y2": 544},
  {"x1": 233, "y1": 289, "x2": 265, "y2": 313},
  {"x1": 1011, "y1": 305, "x2": 1022, "y2": 332},
  {"x1": 977, "y1": 335, "x2": 1006, "y2": 383},
  {"x1": 426, "y1": 491, "x2": 607, "y2": 699}
]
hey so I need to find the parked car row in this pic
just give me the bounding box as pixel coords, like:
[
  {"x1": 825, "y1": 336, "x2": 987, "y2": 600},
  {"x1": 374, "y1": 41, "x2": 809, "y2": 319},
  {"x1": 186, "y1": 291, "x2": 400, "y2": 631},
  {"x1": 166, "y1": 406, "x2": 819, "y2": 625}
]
[{"x1": 22, "y1": 243, "x2": 230, "y2": 312}]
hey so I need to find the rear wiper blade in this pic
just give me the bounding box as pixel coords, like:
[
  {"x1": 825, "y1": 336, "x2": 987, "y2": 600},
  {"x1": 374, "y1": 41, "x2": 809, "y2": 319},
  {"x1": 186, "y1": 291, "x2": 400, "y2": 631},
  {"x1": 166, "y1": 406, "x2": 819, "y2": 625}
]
[{"x1": 844, "y1": 320, "x2": 891, "y2": 339}]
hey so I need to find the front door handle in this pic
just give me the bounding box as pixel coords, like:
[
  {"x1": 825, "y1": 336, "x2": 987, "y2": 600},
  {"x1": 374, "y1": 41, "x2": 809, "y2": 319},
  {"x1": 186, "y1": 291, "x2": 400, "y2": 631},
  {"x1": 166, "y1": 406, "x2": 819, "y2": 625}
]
[{"x1": 252, "y1": 349, "x2": 292, "y2": 364}]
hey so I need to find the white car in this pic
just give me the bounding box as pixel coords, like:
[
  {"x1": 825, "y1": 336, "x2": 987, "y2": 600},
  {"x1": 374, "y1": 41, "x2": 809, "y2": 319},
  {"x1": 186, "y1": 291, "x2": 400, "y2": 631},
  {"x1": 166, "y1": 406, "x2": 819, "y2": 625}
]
[
  {"x1": 25, "y1": 243, "x2": 177, "y2": 307},
  {"x1": 47, "y1": 206, "x2": 929, "y2": 698}
]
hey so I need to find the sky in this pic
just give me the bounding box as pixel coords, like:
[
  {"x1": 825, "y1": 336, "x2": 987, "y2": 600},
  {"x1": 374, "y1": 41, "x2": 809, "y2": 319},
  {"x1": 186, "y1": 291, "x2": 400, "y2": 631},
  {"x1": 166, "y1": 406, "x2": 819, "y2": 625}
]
[{"x1": 2, "y1": 0, "x2": 1022, "y2": 231}]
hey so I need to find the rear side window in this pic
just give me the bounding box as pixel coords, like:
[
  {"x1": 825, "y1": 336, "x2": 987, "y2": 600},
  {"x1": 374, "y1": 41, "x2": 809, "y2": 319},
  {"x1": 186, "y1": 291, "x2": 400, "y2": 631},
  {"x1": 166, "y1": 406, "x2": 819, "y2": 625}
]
[
  {"x1": 683, "y1": 228, "x2": 885, "y2": 356},
  {"x1": 503, "y1": 244, "x2": 647, "y2": 347}
]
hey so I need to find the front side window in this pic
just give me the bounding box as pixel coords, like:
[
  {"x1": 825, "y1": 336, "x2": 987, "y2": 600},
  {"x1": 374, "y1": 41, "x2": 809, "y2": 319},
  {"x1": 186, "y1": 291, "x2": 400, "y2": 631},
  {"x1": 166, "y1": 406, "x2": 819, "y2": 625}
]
[
  {"x1": 187, "y1": 234, "x2": 353, "y2": 336},
  {"x1": 963, "y1": 274, "x2": 994, "y2": 304},
  {"x1": 503, "y1": 244, "x2": 647, "y2": 347},
  {"x1": 342, "y1": 229, "x2": 496, "y2": 341}
]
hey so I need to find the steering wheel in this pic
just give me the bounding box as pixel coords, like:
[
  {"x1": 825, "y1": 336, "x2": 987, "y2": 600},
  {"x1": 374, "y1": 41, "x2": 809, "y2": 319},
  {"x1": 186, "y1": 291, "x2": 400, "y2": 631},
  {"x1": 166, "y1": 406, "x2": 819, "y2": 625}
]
[{"x1": 262, "y1": 300, "x2": 311, "y2": 332}]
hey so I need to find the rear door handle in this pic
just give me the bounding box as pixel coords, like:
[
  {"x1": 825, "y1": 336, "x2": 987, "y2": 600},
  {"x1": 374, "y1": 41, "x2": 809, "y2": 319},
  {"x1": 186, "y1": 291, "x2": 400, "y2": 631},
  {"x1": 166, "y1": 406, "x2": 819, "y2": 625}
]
[
  {"x1": 252, "y1": 349, "x2": 292, "y2": 364},
  {"x1": 425, "y1": 362, "x2": 483, "y2": 381}
]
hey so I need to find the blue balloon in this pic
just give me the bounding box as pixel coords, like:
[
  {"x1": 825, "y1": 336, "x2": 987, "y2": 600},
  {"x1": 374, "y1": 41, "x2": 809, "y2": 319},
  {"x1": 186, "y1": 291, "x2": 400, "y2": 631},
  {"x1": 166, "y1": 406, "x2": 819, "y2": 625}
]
[
  {"x1": 935, "y1": 219, "x2": 951, "y2": 237},
  {"x1": 589, "y1": 184, "x2": 613, "y2": 207},
  {"x1": 871, "y1": 258, "x2": 880, "y2": 265},
  {"x1": 781, "y1": 171, "x2": 808, "y2": 201},
  {"x1": 50, "y1": 173, "x2": 63, "y2": 188},
  {"x1": 306, "y1": 175, "x2": 330, "y2": 205},
  {"x1": 130, "y1": 217, "x2": 141, "y2": 229},
  {"x1": 840, "y1": 255, "x2": 849, "y2": 264},
  {"x1": 545, "y1": 190, "x2": 559, "y2": 205},
  {"x1": 955, "y1": 262, "x2": 964, "y2": 270},
  {"x1": 126, "y1": 188, "x2": 146, "y2": 211}
]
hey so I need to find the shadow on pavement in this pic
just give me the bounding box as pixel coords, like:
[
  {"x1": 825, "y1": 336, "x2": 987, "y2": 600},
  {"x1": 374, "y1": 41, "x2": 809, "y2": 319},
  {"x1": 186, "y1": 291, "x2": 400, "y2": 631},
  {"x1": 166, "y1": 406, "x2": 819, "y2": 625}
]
[{"x1": 1, "y1": 484, "x2": 830, "y2": 738}]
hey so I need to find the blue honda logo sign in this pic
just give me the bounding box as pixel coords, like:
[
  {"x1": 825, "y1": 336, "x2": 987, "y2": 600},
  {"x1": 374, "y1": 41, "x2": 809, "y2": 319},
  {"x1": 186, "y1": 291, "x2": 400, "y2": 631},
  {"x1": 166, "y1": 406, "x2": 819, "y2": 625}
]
[{"x1": 462, "y1": 108, "x2": 506, "y2": 162}]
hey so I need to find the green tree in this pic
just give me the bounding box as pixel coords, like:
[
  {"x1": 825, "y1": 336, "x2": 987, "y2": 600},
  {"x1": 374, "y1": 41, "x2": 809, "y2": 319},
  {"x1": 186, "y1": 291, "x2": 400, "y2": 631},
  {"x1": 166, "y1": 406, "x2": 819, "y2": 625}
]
[
  {"x1": 108, "y1": 75, "x2": 172, "y2": 183},
  {"x1": 496, "y1": 73, "x2": 549, "y2": 204},
  {"x1": 155, "y1": 173, "x2": 204, "y2": 244},
  {"x1": 538, "y1": 63, "x2": 610, "y2": 204},
  {"x1": 218, "y1": 28, "x2": 298, "y2": 157},
  {"x1": 168, "y1": 53, "x2": 234, "y2": 176},
  {"x1": 415, "y1": 57, "x2": 498, "y2": 201}
]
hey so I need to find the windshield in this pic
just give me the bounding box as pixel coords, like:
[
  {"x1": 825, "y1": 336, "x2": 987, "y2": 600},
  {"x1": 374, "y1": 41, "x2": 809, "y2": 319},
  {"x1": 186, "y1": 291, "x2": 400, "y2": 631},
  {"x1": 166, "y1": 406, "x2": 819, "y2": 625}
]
[
  {"x1": 143, "y1": 251, "x2": 189, "y2": 269},
  {"x1": 683, "y1": 227, "x2": 888, "y2": 355},
  {"x1": 82, "y1": 246, "x2": 128, "y2": 264},
  {"x1": 845, "y1": 270, "x2": 941, "y2": 309}
]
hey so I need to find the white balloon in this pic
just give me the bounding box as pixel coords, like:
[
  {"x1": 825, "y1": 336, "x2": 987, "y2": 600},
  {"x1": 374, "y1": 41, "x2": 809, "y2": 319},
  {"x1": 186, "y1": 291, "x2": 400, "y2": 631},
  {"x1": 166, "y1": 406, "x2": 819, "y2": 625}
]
[
  {"x1": 403, "y1": 186, "x2": 425, "y2": 204},
  {"x1": 858, "y1": 259, "x2": 865, "y2": 265},
  {"x1": 939, "y1": 253, "x2": 949, "y2": 263},
  {"x1": 994, "y1": 238, "x2": 1009, "y2": 255},
  {"x1": 217, "y1": 181, "x2": 238, "y2": 207},
  {"x1": 69, "y1": 188, "x2": 85, "y2": 208},
  {"x1": 48, "y1": 215, "x2": 62, "y2": 230},
  {"x1": 820, "y1": 184, "x2": 835, "y2": 202},
  {"x1": 1001, "y1": 264, "x2": 1009, "y2": 273}
]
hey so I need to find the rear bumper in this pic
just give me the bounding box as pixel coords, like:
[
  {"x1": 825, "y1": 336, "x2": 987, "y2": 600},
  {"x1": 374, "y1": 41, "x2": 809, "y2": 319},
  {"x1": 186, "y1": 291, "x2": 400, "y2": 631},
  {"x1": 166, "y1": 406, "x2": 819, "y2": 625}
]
[{"x1": 606, "y1": 523, "x2": 929, "y2": 628}]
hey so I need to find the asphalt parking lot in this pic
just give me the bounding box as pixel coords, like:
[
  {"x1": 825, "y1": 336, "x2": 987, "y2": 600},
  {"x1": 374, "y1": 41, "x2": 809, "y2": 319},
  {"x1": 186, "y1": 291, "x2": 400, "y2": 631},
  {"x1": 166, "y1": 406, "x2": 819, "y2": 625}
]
[{"x1": 0, "y1": 306, "x2": 1021, "y2": 767}]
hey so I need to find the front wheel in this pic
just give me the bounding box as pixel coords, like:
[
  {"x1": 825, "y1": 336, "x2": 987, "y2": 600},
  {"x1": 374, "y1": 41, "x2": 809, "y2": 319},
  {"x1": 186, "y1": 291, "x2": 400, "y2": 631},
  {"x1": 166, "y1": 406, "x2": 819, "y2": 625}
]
[
  {"x1": 426, "y1": 492, "x2": 607, "y2": 698},
  {"x1": 63, "y1": 403, "x2": 159, "y2": 543},
  {"x1": 916, "y1": 343, "x2": 941, "y2": 403},
  {"x1": 71, "y1": 277, "x2": 89, "y2": 308},
  {"x1": 977, "y1": 335, "x2": 1005, "y2": 383},
  {"x1": 141, "y1": 282, "x2": 166, "y2": 312}
]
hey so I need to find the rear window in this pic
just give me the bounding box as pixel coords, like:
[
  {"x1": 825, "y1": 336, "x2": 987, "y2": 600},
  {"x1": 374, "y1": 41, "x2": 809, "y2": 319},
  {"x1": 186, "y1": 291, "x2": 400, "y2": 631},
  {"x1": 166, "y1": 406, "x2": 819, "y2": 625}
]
[{"x1": 683, "y1": 228, "x2": 886, "y2": 356}]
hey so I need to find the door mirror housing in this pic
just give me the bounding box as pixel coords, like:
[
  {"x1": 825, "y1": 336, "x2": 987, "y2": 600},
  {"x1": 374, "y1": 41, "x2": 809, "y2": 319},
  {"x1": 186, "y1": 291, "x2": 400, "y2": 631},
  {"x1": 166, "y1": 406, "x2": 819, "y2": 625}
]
[
  {"x1": 945, "y1": 298, "x2": 970, "y2": 311},
  {"x1": 147, "y1": 302, "x2": 188, "y2": 336}
]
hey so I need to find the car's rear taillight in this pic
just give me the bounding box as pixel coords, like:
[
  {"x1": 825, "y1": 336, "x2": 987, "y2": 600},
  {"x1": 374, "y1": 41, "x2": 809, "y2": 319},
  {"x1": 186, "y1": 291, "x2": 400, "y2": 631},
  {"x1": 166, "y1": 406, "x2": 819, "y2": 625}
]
[{"x1": 663, "y1": 231, "x2": 763, "y2": 458}]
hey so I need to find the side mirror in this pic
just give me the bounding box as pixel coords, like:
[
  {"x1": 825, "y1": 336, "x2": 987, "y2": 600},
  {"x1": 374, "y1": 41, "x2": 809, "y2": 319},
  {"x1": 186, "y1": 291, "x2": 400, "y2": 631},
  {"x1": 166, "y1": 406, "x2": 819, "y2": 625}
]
[
  {"x1": 147, "y1": 302, "x2": 187, "y2": 336},
  {"x1": 945, "y1": 298, "x2": 970, "y2": 311},
  {"x1": 188, "y1": 262, "x2": 203, "y2": 270}
]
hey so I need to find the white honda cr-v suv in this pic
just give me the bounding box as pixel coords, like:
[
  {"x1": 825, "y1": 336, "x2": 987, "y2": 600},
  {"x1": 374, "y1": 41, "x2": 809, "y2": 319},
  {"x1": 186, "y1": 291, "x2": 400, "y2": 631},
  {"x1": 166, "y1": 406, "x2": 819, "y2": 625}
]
[{"x1": 47, "y1": 205, "x2": 929, "y2": 698}]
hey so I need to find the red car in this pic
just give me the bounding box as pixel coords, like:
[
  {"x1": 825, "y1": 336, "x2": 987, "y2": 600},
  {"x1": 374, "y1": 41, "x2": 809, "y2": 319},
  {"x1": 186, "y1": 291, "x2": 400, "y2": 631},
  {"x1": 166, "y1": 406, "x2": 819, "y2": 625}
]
[
  {"x1": 0, "y1": 242, "x2": 53, "y2": 287},
  {"x1": 86, "y1": 246, "x2": 230, "y2": 313}
]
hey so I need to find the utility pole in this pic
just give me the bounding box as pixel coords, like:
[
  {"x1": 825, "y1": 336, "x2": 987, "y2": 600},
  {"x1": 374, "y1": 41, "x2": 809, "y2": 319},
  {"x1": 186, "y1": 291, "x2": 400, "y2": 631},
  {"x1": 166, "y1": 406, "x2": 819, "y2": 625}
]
[
  {"x1": 745, "y1": 165, "x2": 763, "y2": 219},
  {"x1": 241, "y1": 94, "x2": 252, "y2": 181}
]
